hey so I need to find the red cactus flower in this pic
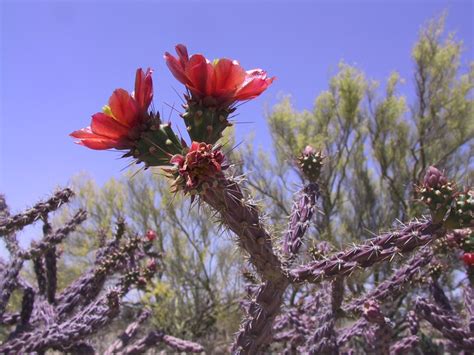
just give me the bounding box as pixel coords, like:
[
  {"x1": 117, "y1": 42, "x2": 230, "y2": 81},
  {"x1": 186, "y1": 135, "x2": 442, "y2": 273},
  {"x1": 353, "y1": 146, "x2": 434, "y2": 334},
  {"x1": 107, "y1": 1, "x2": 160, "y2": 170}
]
[
  {"x1": 169, "y1": 141, "x2": 225, "y2": 192},
  {"x1": 463, "y1": 252, "x2": 474, "y2": 267},
  {"x1": 70, "y1": 68, "x2": 153, "y2": 150},
  {"x1": 146, "y1": 230, "x2": 157, "y2": 242},
  {"x1": 164, "y1": 44, "x2": 275, "y2": 106}
]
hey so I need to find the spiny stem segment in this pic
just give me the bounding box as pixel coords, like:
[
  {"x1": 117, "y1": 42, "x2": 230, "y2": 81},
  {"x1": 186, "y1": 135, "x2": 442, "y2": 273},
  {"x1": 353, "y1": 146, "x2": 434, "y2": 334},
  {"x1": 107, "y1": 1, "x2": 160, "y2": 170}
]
[
  {"x1": 0, "y1": 188, "x2": 74, "y2": 236},
  {"x1": 181, "y1": 101, "x2": 234, "y2": 144},
  {"x1": 282, "y1": 182, "x2": 319, "y2": 260},
  {"x1": 290, "y1": 220, "x2": 445, "y2": 283}
]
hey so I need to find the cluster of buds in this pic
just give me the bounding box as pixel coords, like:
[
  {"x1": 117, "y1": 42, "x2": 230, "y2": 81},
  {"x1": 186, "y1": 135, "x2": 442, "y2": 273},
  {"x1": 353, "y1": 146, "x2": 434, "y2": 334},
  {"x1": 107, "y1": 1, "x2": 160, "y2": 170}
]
[
  {"x1": 362, "y1": 300, "x2": 386, "y2": 325},
  {"x1": 297, "y1": 145, "x2": 324, "y2": 182},
  {"x1": 308, "y1": 241, "x2": 332, "y2": 261},
  {"x1": 418, "y1": 167, "x2": 474, "y2": 268},
  {"x1": 426, "y1": 262, "x2": 444, "y2": 280},
  {"x1": 445, "y1": 189, "x2": 473, "y2": 229},
  {"x1": 119, "y1": 268, "x2": 150, "y2": 292},
  {"x1": 164, "y1": 142, "x2": 227, "y2": 196},
  {"x1": 96, "y1": 236, "x2": 142, "y2": 275},
  {"x1": 417, "y1": 166, "x2": 455, "y2": 224}
]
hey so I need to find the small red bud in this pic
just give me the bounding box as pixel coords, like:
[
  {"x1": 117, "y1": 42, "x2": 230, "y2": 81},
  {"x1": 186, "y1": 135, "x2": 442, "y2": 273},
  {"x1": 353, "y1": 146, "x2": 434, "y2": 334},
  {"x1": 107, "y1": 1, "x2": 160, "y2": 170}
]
[
  {"x1": 147, "y1": 259, "x2": 157, "y2": 271},
  {"x1": 146, "y1": 230, "x2": 157, "y2": 242},
  {"x1": 463, "y1": 252, "x2": 474, "y2": 267}
]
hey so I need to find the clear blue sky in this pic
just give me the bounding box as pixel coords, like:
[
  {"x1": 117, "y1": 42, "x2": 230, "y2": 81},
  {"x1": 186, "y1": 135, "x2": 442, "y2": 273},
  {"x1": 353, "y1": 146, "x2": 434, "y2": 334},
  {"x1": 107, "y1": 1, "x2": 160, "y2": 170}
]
[{"x1": 1, "y1": 0, "x2": 472, "y2": 217}]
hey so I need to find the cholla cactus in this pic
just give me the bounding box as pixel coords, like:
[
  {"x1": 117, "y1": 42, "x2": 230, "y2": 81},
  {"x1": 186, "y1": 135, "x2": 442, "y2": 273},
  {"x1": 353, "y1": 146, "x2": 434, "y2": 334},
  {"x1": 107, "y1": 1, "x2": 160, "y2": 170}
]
[
  {"x1": 0, "y1": 192, "x2": 203, "y2": 354},
  {"x1": 7, "y1": 43, "x2": 463, "y2": 354}
]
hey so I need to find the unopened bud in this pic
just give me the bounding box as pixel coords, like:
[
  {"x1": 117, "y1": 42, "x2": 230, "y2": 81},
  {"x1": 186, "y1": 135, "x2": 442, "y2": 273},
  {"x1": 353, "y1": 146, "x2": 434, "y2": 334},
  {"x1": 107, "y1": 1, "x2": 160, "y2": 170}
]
[
  {"x1": 423, "y1": 166, "x2": 448, "y2": 189},
  {"x1": 146, "y1": 230, "x2": 157, "y2": 242}
]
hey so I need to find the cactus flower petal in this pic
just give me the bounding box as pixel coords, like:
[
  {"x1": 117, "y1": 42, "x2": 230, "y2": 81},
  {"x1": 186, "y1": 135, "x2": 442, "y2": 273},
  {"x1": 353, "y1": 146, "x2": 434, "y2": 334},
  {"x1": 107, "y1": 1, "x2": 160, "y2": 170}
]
[
  {"x1": 90, "y1": 112, "x2": 131, "y2": 140},
  {"x1": 165, "y1": 44, "x2": 274, "y2": 106},
  {"x1": 234, "y1": 69, "x2": 275, "y2": 101},
  {"x1": 214, "y1": 59, "x2": 246, "y2": 97},
  {"x1": 109, "y1": 89, "x2": 139, "y2": 128},
  {"x1": 134, "y1": 68, "x2": 153, "y2": 113},
  {"x1": 70, "y1": 128, "x2": 121, "y2": 150}
]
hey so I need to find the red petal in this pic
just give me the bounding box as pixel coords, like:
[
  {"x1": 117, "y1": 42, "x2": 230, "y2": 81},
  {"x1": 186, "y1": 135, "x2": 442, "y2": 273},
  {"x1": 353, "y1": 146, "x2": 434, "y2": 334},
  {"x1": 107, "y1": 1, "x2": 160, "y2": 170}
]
[
  {"x1": 164, "y1": 52, "x2": 190, "y2": 86},
  {"x1": 90, "y1": 112, "x2": 130, "y2": 139},
  {"x1": 175, "y1": 44, "x2": 189, "y2": 66},
  {"x1": 134, "y1": 68, "x2": 153, "y2": 112},
  {"x1": 214, "y1": 59, "x2": 246, "y2": 97},
  {"x1": 190, "y1": 141, "x2": 201, "y2": 152},
  {"x1": 109, "y1": 89, "x2": 139, "y2": 127},
  {"x1": 78, "y1": 138, "x2": 121, "y2": 150},
  {"x1": 235, "y1": 70, "x2": 275, "y2": 101},
  {"x1": 70, "y1": 127, "x2": 97, "y2": 138},
  {"x1": 170, "y1": 154, "x2": 185, "y2": 165},
  {"x1": 185, "y1": 55, "x2": 213, "y2": 97},
  {"x1": 70, "y1": 128, "x2": 120, "y2": 150}
]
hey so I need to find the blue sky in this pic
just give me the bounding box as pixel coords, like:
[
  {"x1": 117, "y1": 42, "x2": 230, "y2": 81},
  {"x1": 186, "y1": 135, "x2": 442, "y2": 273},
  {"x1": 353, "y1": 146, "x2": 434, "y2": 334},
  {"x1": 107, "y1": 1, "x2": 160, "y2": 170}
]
[{"x1": 1, "y1": 0, "x2": 472, "y2": 218}]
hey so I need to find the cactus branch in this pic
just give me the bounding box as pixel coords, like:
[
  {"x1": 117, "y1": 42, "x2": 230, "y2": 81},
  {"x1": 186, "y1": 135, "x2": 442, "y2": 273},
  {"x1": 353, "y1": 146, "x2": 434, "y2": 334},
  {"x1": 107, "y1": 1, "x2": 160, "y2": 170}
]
[
  {"x1": 0, "y1": 188, "x2": 74, "y2": 236},
  {"x1": 345, "y1": 248, "x2": 433, "y2": 313},
  {"x1": 290, "y1": 220, "x2": 444, "y2": 283},
  {"x1": 0, "y1": 258, "x2": 24, "y2": 316},
  {"x1": 415, "y1": 297, "x2": 474, "y2": 351},
  {"x1": 124, "y1": 330, "x2": 204, "y2": 354},
  {"x1": 389, "y1": 335, "x2": 419, "y2": 354},
  {"x1": 104, "y1": 310, "x2": 151, "y2": 354},
  {"x1": 203, "y1": 178, "x2": 283, "y2": 280},
  {"x1": 20, "y1": 209, "x2": 87, "y2": 259},
  {"x1": 282, "y1": 182, "x2": 319, "y2": 260}
]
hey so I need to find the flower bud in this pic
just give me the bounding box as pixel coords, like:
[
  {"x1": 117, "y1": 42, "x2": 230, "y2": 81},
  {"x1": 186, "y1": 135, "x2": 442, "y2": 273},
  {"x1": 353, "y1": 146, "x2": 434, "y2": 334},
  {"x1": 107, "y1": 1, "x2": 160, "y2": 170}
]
[
  {"x1": 146, "y1": 230, "x2": 157, "y2": 242},
  {"x1": 463, "y1": 252, "x2": 474, "y2": 267},
  {"x1": 147, "y1": 258, "x2": 158, "y2": 272},
  {"x1": 362, "y1": 300, "x2": 385, "y2": 324},
  {"x1": 423, "y1": 166, "x2": 448, "y2": 189},
  {"x1": 297, "y1": 145, "x2": 324, "y2": 182},
  {"x1": 417, "y1": 166, "x2": 456, "y2": 224}
]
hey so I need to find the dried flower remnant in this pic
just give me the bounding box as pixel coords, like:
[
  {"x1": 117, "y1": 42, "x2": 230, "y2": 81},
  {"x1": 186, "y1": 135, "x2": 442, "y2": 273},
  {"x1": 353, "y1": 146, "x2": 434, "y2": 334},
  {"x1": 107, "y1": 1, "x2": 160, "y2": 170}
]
[
  {"x1": 165, "y1": 141, "x2": 226, "y2": 195},
  {"x1": 417, "y1": 166, "x2": 456, "y2": 224}
]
